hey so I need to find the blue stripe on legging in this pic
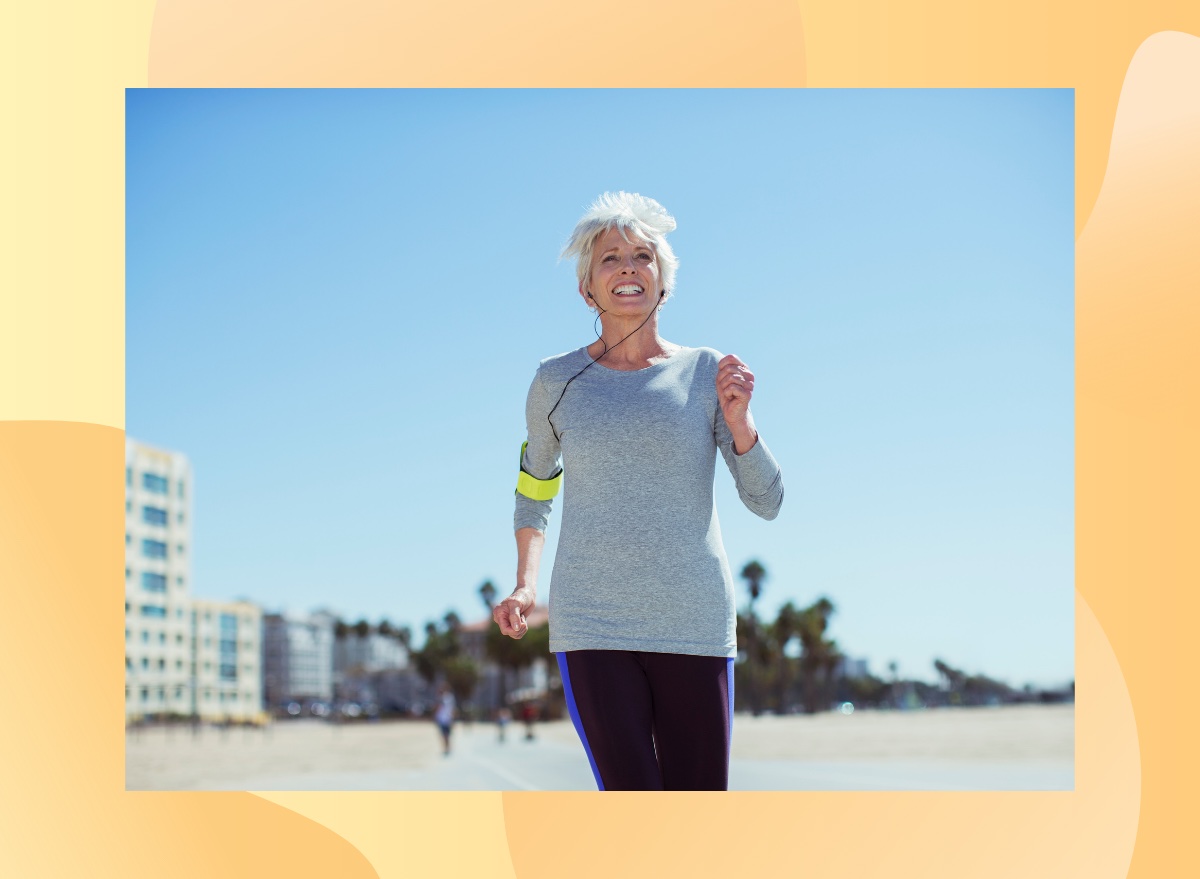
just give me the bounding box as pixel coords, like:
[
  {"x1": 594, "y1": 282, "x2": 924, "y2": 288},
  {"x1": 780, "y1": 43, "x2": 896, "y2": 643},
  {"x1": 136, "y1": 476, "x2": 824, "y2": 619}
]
[
  {"x1": 726, "y1": 657, "x2": 735, "y2": 766},
  {"x1": 555, "y1": 652, "x2": 606, "y2": 791}
]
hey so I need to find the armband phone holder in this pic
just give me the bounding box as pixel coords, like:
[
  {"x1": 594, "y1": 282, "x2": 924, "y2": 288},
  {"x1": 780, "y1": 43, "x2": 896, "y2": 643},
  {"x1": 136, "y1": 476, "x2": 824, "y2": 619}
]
[{"x1": 515, "y1": 441, "x2": 562, "y2": 501}]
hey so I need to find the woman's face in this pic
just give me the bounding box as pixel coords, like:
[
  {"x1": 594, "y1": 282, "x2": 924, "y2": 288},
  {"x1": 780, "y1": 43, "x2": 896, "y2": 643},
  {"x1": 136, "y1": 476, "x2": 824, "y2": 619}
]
[{"x1": 582, "y1": 227, "x2": 662, "y2": 317}]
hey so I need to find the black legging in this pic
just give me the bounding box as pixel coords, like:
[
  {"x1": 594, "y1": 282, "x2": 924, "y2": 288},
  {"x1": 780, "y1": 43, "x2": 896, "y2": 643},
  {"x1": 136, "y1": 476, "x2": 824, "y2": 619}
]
[{"x1": 556, "y1": 650, "x2": 734, "y2": 791}]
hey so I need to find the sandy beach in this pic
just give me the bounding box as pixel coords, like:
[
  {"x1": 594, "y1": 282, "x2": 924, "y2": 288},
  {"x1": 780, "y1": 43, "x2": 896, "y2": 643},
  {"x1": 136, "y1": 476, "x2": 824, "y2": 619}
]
[{"x1": 126, "y1": 704, "x2": 1073, "y2": 791}]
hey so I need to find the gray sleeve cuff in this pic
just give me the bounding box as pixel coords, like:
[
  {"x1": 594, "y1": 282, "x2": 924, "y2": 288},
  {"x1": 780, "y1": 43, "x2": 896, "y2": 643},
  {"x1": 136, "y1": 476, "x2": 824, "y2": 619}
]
[
  {"x1": 514, "y1": 494, "x2": 552, "y2": 533},
  {"x1": 727, "y1": 435, "x2": 784, "y2": 520}
]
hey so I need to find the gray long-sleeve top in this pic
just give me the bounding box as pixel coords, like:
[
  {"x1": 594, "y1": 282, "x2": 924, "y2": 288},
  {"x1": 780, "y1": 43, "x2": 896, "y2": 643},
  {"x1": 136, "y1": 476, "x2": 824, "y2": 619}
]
[{"x1": 515, "y1": 346, "x2": 783, "y2": 658}]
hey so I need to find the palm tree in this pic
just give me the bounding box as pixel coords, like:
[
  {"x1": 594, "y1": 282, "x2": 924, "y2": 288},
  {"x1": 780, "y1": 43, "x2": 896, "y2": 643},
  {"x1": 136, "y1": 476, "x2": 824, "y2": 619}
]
[
  {"x1": 414, "y1": 613, "x2": 468, "y2": 691},
  {"x1": 740, "y1": 560, "x2": 766, "y2": 613},
  {"x1": 479, "y1": 580, "x2": 497, "y2": 614},
  {"x1": 796, "y1": 597, "x2": 839, "y2": 713},
  {"x1": 771, "y1": 601, "x2": 802, "y2": 712},
  {"x1": 414, "y1": 621, "x2": 448, "y2": 685},
  {"x1": 395, "y1": 625, "x2": 412, "y2": 651},
  {"x1": 738, "y1": 561, "x2": 768, "y2": 714},
  {"x1": 444, "y1": 655, "x2": 480, "y2": 711}
]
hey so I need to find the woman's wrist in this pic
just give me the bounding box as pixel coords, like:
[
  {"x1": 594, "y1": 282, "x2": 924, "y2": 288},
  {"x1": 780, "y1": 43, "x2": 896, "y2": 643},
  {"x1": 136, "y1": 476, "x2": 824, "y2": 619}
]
[{"x1": 729, "y1": 414, "x2": 759, "y2": 455}]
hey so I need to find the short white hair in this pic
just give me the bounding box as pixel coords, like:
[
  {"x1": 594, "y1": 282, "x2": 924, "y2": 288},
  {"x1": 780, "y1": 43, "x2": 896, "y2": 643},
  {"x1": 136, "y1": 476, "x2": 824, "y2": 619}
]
[{"x1": 560, "y1": 191, "x2": 679, "y2": 298}]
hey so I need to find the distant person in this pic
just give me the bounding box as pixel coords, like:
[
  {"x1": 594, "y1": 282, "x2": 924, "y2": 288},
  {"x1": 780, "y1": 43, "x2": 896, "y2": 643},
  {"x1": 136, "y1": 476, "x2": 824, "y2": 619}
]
[
  {"x1": 521, "y1": 702, "x2": 537, "y2": 741},
  {"x1": 493, "y1": 192, "x2": 784, "y2": 790},
  {"x1": 433, "y1": 686, "x2": 456, "y2": 756},
  {"x1": 496, "y1": 706, "x2": 512, "y2": 743}
]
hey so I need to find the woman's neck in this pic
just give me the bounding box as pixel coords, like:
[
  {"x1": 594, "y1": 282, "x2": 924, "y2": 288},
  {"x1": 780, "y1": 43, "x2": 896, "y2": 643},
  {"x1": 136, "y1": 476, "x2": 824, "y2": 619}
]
[{"x1": 587, "y1": 315, "x2": 676, "y2": 369}]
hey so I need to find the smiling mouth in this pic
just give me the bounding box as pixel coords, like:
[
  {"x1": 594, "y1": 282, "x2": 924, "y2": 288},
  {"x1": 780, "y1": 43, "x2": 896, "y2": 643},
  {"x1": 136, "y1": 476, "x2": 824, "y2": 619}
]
[{"x1": 613, "y1": 285, "x2": 644, "y2": 296}]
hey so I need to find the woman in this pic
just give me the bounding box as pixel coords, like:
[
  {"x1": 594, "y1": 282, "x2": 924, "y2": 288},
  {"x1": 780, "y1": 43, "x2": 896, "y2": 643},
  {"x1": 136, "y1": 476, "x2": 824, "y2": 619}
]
[{"x1": 492, "y1": 191, "x2": 783, "y2": 790}]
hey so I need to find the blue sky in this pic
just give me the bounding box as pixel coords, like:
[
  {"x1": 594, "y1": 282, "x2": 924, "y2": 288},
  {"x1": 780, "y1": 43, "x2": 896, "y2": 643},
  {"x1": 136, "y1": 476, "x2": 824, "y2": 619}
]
[{"x1": 127, "y1": 88, "x2": 1074, "y2": 687}]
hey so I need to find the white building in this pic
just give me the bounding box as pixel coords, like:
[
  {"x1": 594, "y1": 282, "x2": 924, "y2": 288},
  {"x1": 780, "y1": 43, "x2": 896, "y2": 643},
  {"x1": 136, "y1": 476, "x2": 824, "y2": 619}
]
[
  {"x1": 836, "y1": 656, "x2": 871, "y2": 680},
  {"x1": 125, "y1": 438, "x2": 193, "y2": 719},
  {"x1": 192, "y1": 598, "x2": 263, "y2": 721},
  {"x1": 335, "y1": 629, "x2": 409, "y2": 675},
  {"x1": 262, "y1": 610, "x2": 336, "y2": 708}
]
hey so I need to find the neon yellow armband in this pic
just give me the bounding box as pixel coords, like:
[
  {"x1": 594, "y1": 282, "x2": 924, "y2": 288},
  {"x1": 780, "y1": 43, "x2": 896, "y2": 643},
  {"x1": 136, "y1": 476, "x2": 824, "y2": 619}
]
[{"x1": 515, "y1": 441, "x2": 562, "y2": 501}]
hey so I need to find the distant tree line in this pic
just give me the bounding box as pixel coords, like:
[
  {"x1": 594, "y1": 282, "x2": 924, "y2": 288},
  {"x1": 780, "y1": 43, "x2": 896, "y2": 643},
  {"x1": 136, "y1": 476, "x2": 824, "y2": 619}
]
[
  {"x1": 732, "y1": 561, "x2": 1074, "y2": 714},
  {"x1": 380, "y1": 580, "x2": 549, "y2": 713},
  {"x1": 334, "y1": 565, "x2": 1074, "y2": 718}
]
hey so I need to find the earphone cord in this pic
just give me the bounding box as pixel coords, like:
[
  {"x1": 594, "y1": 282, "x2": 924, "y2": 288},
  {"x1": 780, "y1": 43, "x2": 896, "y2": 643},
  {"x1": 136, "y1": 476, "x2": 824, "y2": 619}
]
[{"x1": 545, "y1": 295, "x2": 661, "y2": 442}]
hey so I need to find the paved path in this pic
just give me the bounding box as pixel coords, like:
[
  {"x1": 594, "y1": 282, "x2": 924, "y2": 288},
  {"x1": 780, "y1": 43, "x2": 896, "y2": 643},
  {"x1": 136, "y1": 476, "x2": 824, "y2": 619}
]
[
  {"x1": 218, "y1": 727, "x2": 599, "y2": 791},
  {"x1": 128, "y1": 706, "x2": 1074, "y2": 791}
]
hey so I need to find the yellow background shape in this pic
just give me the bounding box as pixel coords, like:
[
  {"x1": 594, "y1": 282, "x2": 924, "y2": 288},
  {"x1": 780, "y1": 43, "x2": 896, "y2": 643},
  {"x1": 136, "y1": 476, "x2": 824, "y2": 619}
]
[{"x1": 3, "y1": 0, "x2": 1199, "y2": 876}]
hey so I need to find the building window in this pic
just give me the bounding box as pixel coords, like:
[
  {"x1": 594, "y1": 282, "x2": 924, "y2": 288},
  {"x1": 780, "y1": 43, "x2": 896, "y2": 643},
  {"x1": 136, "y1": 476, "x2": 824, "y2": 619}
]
[
  {"x1": 141, "y1": 572, "x2": 167, "y2": 593},
  {"x1": 157, "y1": 659, "x2": 165, "y2": 671},
  {"x1": 176, "y1": 634, "x2": 184, "y2": 644},
  {"x1": 125, "y1": 567, "x2": 131, "y2": 580},
  {"x1": 176, "y1": 576, "x2": 185, "y2": 587},
  {"x1": 141, "y1": 658, "x2": 149, "y2": 669},
  {"x1": 178, "y1": 480, "x2": 186, "y2": 499},
  {"x1": 125, "y1": 499, "x2": 131, "y2": 513},
  {"x1": 142, "y1": 506, "x2": 168, "y2": 527},
  {"x1": 141, "y1": 539, "x2": 168, "y2": 560},
  {"x1": 159, "y1": 632, "x2": 166, "y2": 644},
  {"x1": 125, "y1": 533, "x2": 131, "y2": 545},
  {"x1": 142, "y1": 473, "x2": 169, "y2": 494},
  {"x1": 141, "y1": 688, "x2": 149, "y2": 701},
  {"x1": 125, "y1": 656, "x2": 132, "y2": 669},
  {"x1": 176, "y1": 543, "x2": 185, "y2": 556},
  {"x1": 176, "y1": 660, "x2": 183, "y2": 671},
  {"x1": 126, "y1": 466, "x2": 132, "y2": 486},
  {"x1": 177, "y1": 511, "x2": 185, "y2": 524},
  {"x1": 141, "y1": 631, "x2": 149, "y2": 643},
  {"x1": 140, "y1": 605, "x2": 167, "y2": 619}
]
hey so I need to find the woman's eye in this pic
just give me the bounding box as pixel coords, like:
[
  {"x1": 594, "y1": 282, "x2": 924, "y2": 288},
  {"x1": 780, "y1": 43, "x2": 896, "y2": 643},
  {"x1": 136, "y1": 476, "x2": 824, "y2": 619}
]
[
  {"x1": 636, "y1": 252, "x2": 652, "y2": 261},
  {"x1": 602, "y1": 255, "x2": 617, "y2": 262}
]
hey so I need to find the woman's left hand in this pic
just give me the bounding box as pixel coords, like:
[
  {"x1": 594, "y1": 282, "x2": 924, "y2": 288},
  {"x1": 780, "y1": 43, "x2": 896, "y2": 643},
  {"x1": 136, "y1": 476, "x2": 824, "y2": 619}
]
[{"x1": 716, "y1": 353, "x2": 759, "y2": 454}]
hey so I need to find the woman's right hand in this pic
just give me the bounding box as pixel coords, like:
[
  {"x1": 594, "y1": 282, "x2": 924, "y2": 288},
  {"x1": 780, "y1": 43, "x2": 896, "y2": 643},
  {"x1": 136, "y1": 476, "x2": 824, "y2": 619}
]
[{"x1": 493, "y1": 586, "x2": 535, "y2": 639}]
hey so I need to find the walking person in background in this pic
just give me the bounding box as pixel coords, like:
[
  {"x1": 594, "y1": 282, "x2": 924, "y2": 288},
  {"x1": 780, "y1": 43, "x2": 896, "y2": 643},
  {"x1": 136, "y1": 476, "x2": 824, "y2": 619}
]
[
  {"x1": 433, "y1": 685, "x2": 456, "y2": 756},
  {"x1": 521, "y1": 702, "x2": 537, "y2": 741},
  {"x1": 493, "y1": 192, "x2": 784, "y2": 790}
]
